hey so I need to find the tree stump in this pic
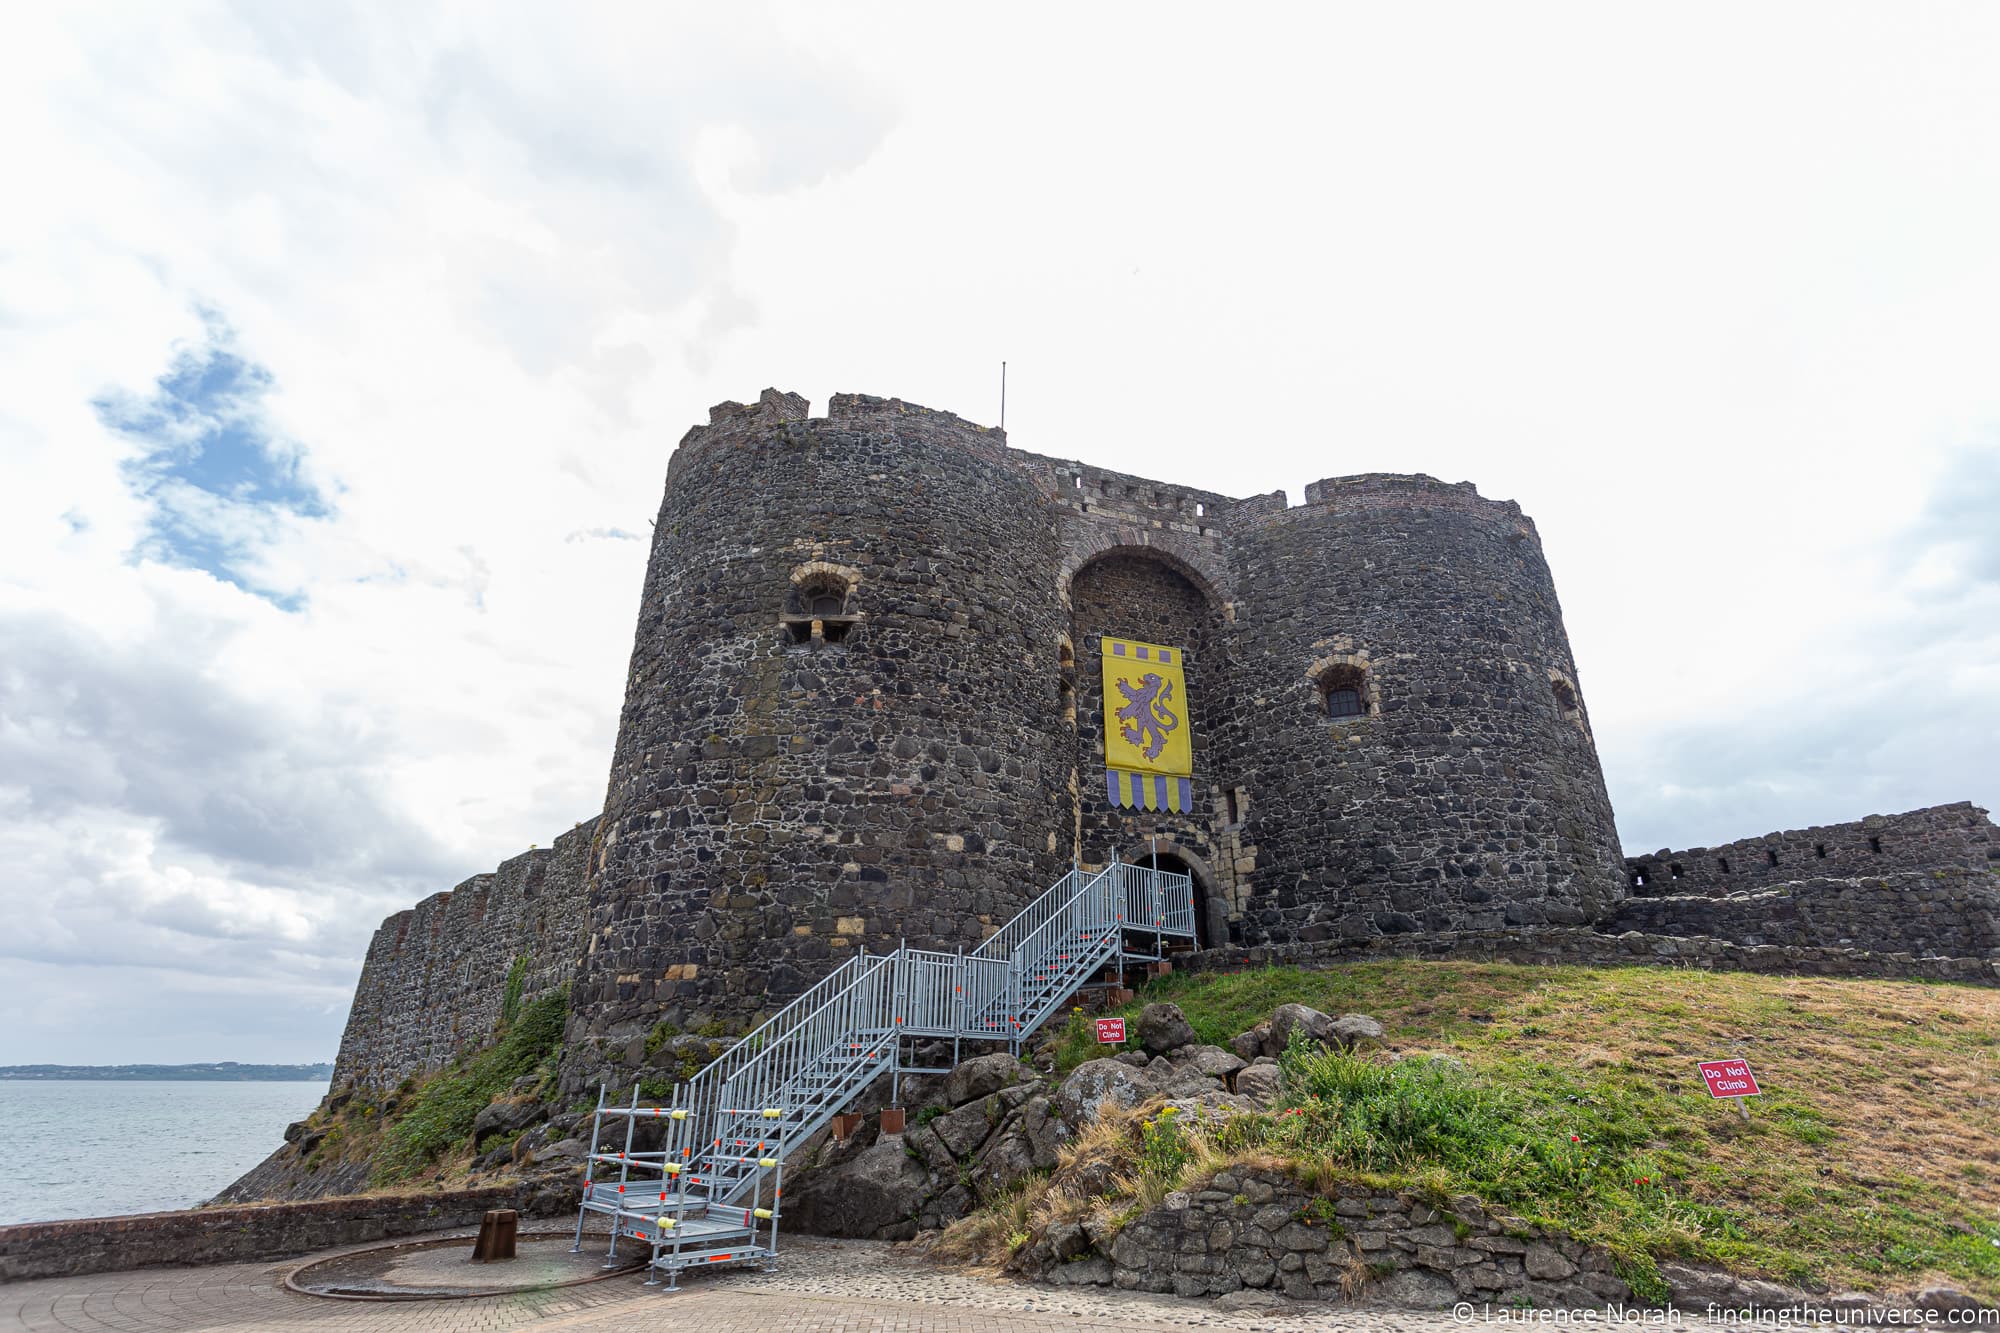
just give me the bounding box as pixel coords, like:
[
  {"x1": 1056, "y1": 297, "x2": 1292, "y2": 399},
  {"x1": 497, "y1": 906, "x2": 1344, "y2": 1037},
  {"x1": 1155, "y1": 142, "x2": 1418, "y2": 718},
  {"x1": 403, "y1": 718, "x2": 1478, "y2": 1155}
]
[{"x1": 469, "y1": 1208, "x2": 518, "y2": 1262}]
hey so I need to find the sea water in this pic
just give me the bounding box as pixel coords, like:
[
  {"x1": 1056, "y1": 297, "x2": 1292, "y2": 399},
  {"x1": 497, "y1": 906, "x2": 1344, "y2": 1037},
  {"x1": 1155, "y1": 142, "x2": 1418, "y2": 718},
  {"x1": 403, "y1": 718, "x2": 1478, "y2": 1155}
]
[{"x1": 0, "y1": 1081, "x2": 326, "y2": 1224}]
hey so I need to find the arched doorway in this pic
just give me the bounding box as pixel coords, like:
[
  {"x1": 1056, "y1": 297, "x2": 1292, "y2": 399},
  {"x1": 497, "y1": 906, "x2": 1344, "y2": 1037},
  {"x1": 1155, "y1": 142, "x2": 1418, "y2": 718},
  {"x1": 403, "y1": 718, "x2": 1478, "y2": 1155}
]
[
  {"x1": 1121, "y1": 844, "x2": 1225, "y2": 950},
  {"x1": 1071, "y1": 550, "x2": 1232, "y2": 940}
]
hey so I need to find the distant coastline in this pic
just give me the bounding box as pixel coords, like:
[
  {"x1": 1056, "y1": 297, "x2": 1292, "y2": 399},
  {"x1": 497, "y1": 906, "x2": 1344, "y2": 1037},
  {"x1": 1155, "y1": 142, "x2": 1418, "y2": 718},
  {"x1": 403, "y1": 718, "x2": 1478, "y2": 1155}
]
[{"x1": 0, "y1": 1062, "x2": 332, "y2": 1082}]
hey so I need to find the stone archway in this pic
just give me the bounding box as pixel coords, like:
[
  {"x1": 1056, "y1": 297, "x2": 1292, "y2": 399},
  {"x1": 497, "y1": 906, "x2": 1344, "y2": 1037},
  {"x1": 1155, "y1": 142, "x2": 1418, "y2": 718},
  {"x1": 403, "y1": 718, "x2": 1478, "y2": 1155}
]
[{"x1": 1121, "y1": 838, "x2": 1227, "y2": 949}]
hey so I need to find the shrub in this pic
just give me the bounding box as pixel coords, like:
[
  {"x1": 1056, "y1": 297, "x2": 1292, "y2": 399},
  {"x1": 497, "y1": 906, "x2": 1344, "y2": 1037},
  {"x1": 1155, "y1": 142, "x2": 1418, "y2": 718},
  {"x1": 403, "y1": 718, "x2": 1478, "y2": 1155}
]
[{"x1": 372, "y1": 992, "x2": 567, "y2": 1182}]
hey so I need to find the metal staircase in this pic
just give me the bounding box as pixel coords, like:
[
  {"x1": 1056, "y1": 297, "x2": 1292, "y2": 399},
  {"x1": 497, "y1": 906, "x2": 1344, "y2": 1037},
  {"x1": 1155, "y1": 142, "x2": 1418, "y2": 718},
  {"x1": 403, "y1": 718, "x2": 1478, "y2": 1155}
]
[{"x1": 572, "y1": 853, "x2": 1196, "y2": 1290}]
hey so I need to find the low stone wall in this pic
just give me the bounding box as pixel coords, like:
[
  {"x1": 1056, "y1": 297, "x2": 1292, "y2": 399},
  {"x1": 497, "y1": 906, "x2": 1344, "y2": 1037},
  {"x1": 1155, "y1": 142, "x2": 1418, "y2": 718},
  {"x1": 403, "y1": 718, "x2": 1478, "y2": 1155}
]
[
  {"x1": 1016, "y1": 1165, "x2": 1631, "y2": 1308},
  {"x1": 0, "y1": 1184, "x2": 569, "y2": 1284},
  {"x1": 1602, "y1": 869, "x2": 1999, "y2": 958},
  {"x1": 1184, "y1": 923, "x2": 2000, "y2": 984}
]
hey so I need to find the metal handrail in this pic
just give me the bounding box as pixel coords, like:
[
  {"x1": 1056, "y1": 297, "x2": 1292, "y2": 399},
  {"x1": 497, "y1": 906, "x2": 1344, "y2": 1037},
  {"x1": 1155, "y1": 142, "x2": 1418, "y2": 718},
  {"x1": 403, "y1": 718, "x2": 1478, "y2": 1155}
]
[{"x1": 576, "y1": 853, "x2": 1202, "y2": 1275}]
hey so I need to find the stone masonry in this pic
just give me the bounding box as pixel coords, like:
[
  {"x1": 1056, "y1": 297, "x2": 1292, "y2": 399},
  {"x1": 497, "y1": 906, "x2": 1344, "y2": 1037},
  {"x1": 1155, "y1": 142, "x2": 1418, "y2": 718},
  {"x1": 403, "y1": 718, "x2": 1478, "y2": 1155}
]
[
  {"x1": 319, "y1": 390, "x2": 1997, "y2": 1103},
  {"x1": 1623, "y1": 802, "x2": 1997, "y2": 897}
]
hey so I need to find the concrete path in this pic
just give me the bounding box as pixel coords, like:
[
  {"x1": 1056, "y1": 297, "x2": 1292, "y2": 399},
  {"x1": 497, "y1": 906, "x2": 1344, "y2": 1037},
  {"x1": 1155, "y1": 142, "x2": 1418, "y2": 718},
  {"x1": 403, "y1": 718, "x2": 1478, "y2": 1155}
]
[{"x1": 1, "y1": 1233, "x2": 1508, "y2": 1332}]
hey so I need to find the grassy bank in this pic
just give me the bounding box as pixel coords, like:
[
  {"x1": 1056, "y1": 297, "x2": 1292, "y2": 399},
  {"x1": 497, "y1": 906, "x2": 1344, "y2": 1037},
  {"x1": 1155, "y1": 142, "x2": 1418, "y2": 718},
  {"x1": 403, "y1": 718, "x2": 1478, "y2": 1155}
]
[
  {"x1": 285, "y1": 991, "x2": 568, "y2": 1189},
  {"x1": 1035, "y1": 961, "x2": 2000, "y2": 1298}
]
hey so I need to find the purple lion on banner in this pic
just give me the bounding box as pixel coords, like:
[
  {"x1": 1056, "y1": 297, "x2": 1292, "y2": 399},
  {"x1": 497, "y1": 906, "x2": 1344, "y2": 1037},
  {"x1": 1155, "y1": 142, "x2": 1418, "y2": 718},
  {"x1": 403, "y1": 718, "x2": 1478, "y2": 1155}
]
[{"x1": 1115, "y1": 672, "x2": 1180, "y2": 761}]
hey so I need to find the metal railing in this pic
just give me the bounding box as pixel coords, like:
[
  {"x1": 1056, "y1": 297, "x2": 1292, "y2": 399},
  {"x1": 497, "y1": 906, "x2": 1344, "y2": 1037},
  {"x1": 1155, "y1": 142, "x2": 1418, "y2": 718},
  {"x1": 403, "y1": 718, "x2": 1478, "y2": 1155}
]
[{"x1": 573, "y1": 851, "x2": 1196, "y2": 1290}]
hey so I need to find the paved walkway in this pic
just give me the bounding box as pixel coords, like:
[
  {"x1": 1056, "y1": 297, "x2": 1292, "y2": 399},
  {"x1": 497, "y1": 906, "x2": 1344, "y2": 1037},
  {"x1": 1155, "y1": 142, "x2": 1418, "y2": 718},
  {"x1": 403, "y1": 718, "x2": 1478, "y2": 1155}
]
[{"x1": 1, "y1": 1233, "x2": 1511, "y2": 1333}]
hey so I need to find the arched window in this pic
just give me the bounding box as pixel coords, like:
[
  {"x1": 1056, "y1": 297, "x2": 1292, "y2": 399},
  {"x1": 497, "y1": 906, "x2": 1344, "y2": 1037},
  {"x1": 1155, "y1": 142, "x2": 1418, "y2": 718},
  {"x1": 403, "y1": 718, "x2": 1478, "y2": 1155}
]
[
  {"x1": 1307, "y1": 650, "x2": 1378, "y2": 724},
  {"x1": 1319, "y1": 664, "x2": 1367, "y2": 719},
  {"x1": 781, "y1": 564, "x2": 861, "y2": 646}
]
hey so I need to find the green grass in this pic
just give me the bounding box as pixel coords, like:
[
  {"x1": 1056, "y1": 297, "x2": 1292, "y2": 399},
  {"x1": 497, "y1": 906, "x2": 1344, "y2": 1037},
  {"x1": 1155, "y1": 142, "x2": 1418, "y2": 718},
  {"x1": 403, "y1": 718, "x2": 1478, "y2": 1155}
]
[
  {"x1": 1048, "y1": 961, "x2": 2000, "y2": 1298},
  {"x1": 370, "y1": 992, "x2": 567, "y2": 1183}
]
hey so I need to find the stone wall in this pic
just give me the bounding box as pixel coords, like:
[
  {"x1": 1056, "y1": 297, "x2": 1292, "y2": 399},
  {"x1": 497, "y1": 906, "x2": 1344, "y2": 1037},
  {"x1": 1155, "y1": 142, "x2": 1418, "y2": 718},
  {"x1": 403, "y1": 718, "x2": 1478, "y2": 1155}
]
[
  {"x1": 1623, "y1": 803, "x2": 1998, "y2": 897},
  {"x1": 331, "y1": 816, "x2": 598, "y2": 1090},
  {"x1": 1017, "y1": 1165, "x2": 1632, "y2": 1308},
  {"x1": 1601, "y1": 867, "x2": 2000, "y2": 958},
  {"x1": 1185, "y1": 922, "x2": 2000, "y2": 985},
  {"x1": 0, "y1": 1184, "x2": 569, "y2": 1283}
]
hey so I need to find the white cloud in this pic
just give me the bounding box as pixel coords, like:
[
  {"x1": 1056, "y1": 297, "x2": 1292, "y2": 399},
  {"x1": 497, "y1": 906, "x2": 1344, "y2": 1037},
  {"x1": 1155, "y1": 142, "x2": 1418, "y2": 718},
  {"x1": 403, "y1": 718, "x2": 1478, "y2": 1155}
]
[{"x1": 1, "y1": 2, "x2": 1996, "y2": 1061}]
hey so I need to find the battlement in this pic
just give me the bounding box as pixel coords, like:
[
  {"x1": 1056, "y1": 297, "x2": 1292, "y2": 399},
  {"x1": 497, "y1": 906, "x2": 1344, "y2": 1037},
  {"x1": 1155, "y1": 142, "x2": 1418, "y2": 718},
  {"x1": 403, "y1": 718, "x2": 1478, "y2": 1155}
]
[
  {"x1": 1301, "y1": 472, "x2": 1524, "y2": 520},
  {"x1": 1624, "y1": 802, "x2": 1998, "y2": 898}
]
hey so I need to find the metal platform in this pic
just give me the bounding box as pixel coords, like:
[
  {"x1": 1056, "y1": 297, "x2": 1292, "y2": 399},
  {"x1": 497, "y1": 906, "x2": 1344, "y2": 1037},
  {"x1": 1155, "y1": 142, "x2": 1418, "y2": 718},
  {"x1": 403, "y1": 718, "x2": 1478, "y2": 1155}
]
[{"x1": 573, "y1": 852, "x2": 1196, "y2": 1291}]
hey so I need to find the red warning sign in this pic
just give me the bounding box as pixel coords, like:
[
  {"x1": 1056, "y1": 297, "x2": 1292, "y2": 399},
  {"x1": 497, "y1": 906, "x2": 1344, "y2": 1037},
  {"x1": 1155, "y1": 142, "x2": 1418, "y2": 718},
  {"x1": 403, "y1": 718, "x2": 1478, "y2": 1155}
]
[
  {"x1": 1698, "y1": 1059, "x2": 1761, "y2": 1098},
  {"x1": 1095, "y1": 1017, "x2": 1126, "y2": 1044}
]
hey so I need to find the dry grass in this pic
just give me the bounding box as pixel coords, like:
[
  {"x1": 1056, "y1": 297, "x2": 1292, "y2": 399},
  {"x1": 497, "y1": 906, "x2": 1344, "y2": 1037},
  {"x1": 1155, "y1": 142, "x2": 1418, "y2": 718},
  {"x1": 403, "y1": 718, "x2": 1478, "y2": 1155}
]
[{"x1": 1047, "y1": 960, "x2": 2000, "y2": 1297}]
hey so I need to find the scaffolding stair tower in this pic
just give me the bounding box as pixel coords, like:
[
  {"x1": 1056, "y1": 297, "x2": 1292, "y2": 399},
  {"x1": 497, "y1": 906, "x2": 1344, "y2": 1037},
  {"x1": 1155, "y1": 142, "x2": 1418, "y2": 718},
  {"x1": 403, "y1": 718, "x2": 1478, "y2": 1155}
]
[{"x1": 572, "y1": 853, "x2": 1197, "y2": 1290}]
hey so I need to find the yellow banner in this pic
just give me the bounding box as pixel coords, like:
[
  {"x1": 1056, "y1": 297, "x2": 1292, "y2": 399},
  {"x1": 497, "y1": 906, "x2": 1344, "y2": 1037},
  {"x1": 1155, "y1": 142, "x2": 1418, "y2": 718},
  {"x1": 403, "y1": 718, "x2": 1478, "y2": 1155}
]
[{"x1": 1101, "y1": 638, "x2": 1192, "y2": 778}]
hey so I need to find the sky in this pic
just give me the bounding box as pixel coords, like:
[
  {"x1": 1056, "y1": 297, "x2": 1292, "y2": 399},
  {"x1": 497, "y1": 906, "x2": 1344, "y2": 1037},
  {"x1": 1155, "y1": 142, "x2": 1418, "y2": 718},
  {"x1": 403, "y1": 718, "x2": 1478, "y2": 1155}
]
[{"x1": 2, "y1": 3, "x2": 1996, "y2": 1064}]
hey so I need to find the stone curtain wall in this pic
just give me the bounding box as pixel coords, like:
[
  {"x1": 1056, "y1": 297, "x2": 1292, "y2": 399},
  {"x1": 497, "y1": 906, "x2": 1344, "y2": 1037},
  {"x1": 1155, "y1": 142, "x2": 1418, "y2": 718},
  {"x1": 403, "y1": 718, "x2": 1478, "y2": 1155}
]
[
  {"x1": 570, "y1": 391, "x2": 1074, "y2": 1050},
  {"x1": 1602, "y1": 867, "x2": 2000, "y2": 958},
  {"x1": 1222, "y1": 473, "x2": 1626, "y2": 946},
  {"x1": 330, "y1": 817, "x2": 597, "y2": 1090},
  {"x1": 1624, "y1": 803, "x2": 1998, "y2": 897},
  {"x1": 1186, "y1": 922, "x2": 2000, "y2": 985}
]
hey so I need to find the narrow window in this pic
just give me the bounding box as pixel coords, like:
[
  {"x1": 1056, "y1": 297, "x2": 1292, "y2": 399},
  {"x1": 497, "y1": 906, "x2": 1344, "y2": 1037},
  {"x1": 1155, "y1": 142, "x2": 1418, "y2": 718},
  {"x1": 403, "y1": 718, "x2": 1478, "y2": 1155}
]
[
  {"x1": 1318, "y1": 663, "x2": 1369, "y2": 720},
  {"x1": 783, "y1": 569, "x2": 860, "y2": 647},
  {"x1": 1868, "y1": 836, "x2": 1883, "y2": 854},
  {"x1": 1059, "y1": 678, "x2": 1076, "y2": 726},
  {"x1": 1196, "y1": 502, "x2": 1206, "y2": 517},
  {"x1": 1815, "y1": 843, "x2": 1827, "y2": 858},
  {"x1": 1631, "y1": 868, "x2": 1648, "y2": 889},
  {"x1": 1669, "y1": 862, "x2": 1683, "y2": 880},
  {"x1": 1767, "y1": 850, "x2": 1779, "y2": 867},
  {"x1": 1225, "y1": 788, "x2": 1241, "y2": 824},
  {"x1": 1073, "y1": 474, "x2": 1082, "y2": 489},
  {"x1": 1718, "y1": 857, "x2": 1730, "y2": 874},
  {"x1": 1551, "y1": 678, "x2": 1581, "y2": 719}
]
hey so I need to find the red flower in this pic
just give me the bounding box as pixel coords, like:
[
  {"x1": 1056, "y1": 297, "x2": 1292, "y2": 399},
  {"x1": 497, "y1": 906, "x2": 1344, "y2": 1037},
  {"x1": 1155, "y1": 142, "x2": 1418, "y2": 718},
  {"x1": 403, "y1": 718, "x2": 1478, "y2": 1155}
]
[{"x1": 1570, "y1": 1135, "x2": 1580, "y2": 1142}]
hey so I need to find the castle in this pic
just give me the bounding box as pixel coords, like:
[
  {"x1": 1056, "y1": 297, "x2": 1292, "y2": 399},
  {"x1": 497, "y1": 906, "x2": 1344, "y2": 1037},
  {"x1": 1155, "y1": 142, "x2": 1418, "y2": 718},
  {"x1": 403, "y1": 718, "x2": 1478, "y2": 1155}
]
[{"x1": 328, "y1": 390, "x2": 2000, "y2": 1095}]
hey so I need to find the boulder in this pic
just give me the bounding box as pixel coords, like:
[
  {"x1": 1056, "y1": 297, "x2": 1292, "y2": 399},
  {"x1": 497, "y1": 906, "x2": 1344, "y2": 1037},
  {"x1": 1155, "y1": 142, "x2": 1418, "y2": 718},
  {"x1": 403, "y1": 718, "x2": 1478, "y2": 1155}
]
[
  {"x1": 1915, "y1": 1288, "x2": 1992, "y2": 1315},
  {"x1": 1230, "y1": 1026, "x2": 1271, "y2": 1062},
  {"x1": 971, "y1": 1123, "x2": 1039, "y2": 1200},
  {"x1": 1329, "y1": 1014, "x2": 1386, "y2": 1049},
  {"x1": 1180, "y1": 1044, "x2": 1247, "y2": 1082},
  {"x1": 1267, "y1": 1004, "x2": 1387, "y2": 1055},
  {"x1": 1268, "y1": 1002, "x2": 1334, "y2": 1053},
  {"x1": 1016, "y1": 1095, "x2": 1069, "y2": 1170},
  {"x1": 943, "y1": 1051, "x2": 1032, "y2": 1106},
  {"x1": 1136, "y1": 1003, "x2": 1197, "y2": 1055},
  {"x1": 784, "y1": 1136, "x2": 931, "y2": 1239},
  {"x1": 472, "y1": 1097, "x2": 546, "y2": 1143},
  {"x1": 1056, "y1": 1058, "x2": 1158, "y2": 1124},
  {"x1": 1234, "y1": 1058, "x2": 1283, "y2": 1107},
  {"x1": 932, "y1": 1099, "x2": 999, "y2": 1159}
]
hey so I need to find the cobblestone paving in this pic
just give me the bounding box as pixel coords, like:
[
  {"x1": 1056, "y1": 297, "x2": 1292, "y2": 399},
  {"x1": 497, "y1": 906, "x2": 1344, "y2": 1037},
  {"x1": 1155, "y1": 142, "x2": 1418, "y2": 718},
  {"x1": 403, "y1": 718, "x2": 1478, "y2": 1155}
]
[{"x1": 2, "y1": 1233, "x2": 1652, "y2": 1333}]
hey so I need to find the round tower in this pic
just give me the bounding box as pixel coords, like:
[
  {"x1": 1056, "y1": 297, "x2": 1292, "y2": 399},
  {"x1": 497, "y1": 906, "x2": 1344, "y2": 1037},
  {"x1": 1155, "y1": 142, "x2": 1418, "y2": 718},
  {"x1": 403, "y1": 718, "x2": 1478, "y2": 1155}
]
[
  {"x1": 1227, "y1": 474, "x2": 1624, "y2": 943},
  {"x1": 571, "y1": 391, "x2": 1072, "y2": 1043}
]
